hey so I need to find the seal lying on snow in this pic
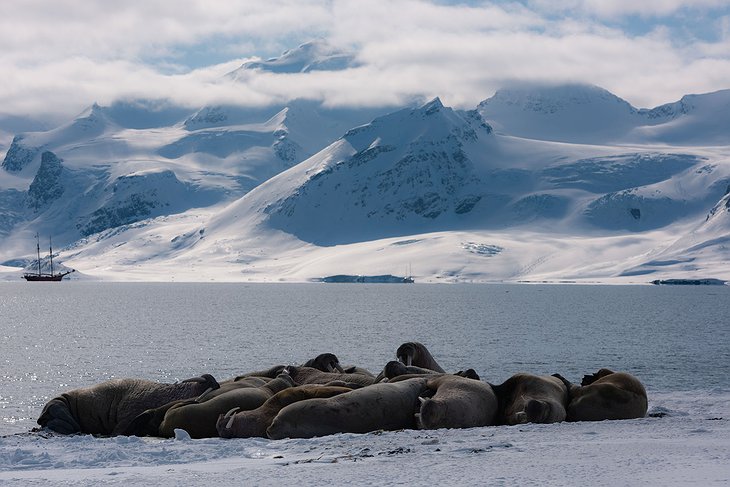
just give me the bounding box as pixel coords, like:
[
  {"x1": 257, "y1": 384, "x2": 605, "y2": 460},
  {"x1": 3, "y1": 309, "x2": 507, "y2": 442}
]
[
  {"x1": 302, "y1": 353, "x2": 345, "y2": 373},
  {"x1": 266, "y1": 377, "x2": 429, "y2": 439},
  {"x1": 556, "y1": 368, "x2": 648, "y2": 421},
  {"x1": 286, "y1": 365, "x2": 376, "y2": 388},
  {"x1": 142, "y1": 373, "x2": 295, "y2": 438},
  {"x1": 492, "y1": 373, "x2": 568, "y2": 425},
  {"x1": 221, "y1": 353, "x2": 344, "y2": 384},
  {"x1": 376, "y1": 361, "x2": 481, "y2": 383},
  {"x1": 417, "y1": 374, "x2": 498, "y2": 429},
  {"x1": 37, "y1": 374, "x2": 219, "y2": 435},
  {"x1": 217, "y1": 385, "x2": 353, "y2": 438}
]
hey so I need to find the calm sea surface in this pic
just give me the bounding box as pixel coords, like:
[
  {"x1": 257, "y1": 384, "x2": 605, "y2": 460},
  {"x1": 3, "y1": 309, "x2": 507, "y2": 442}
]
[{"x1": 1, "y1": 282, "x2": 729, "y2": 435}]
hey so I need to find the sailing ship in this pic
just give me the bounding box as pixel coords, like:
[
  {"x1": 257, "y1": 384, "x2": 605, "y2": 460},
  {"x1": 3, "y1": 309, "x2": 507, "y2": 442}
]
[{"x1": 23, "y1": 234, "x2": 74, "y2": 281}]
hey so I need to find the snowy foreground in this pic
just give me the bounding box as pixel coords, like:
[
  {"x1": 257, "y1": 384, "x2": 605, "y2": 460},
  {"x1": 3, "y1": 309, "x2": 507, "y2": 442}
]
[{"x1": 1, "y1": 391, "x2": 728, "y2": 486}]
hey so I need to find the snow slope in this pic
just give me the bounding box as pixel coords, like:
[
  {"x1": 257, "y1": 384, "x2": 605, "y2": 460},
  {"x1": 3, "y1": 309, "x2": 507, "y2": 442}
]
[
  {"x1": 1, "y1": 390, "x2": 728, "y2": 486},
  {"x1": 478, "y1": 82, "x2": 730, "y2": 146},
  {"x1": 1, "y1": 77, "x2": 729, "y2": 283},
  {"x1": 0, "y1": 99, "x2": 387, "y2": 269}
]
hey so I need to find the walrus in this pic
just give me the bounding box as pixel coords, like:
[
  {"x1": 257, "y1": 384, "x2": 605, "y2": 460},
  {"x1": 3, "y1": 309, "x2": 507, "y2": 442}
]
[
  {"x1": 194, "y1": 376, "x2": 271, "y2": 402},
  {"x1": 266, "y1": 377, "x2": 430, "y2": 439},
  {"x1": 556, "y1": 369, "x2": 648, "y2": 421},
  {"x1": 302, "y1": 353, "x2": 345, "y2": 373},
  {"x1": 377, "y1": 361, "x2": 480, "y2": 383},
  {"x1": 375, "y1": 360, "x2": 440, "y2": 382},
  {"x1": 225, "y1": 365, "x2": 287, "y2": 383},
  {"x1": 37, "y1": 374, "x2": 219, "y2": 436},
  {"x1": 417, "y1": 374, "x2": 498, "y2": 430},
  {"x1": 396, "y1": 342, "x2": 446, "y2": 373},
  {"x1": 492, "y1": 373, "x2": 568, "y2": 425},
  {"x1": 286, "y1": 366, "x2": 377, "y2": 388},
  {"x1": 122, "y1": 376, "x2": 270, "y2": 437},
  {"x1": 217, "y1": 385, "x2": 353, "y2": 438},
  {"x1": 221, "y1": 353, "x2": 349, "y2": 385},
  {"x1": 152, "y1": 373, "x2": 296, "y2": 438}
]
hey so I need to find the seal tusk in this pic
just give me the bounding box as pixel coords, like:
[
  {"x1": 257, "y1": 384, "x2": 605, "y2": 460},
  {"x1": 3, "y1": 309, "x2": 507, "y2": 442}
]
[
  {"x1": 224, "y1": 407, "x2": 241, "y2": 419},
  {"x1": 195, "y1": 387, "x2": 214, "y2": 402}
]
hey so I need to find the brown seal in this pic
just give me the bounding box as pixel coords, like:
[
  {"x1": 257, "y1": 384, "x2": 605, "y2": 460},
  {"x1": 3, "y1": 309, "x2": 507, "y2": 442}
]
[
  {"x1": 37, "y1": 374, "x2": 219, "y2": 436},
  {"x1": 417, "y1": 374, "x2": 498, "y2": 429},
  {"x1": 286, "y1": 365, "x2": 376, "y2": 387},
  {"x1": 217, "y1": 385, "x2": 353, "y2": 438},
  {"x1": 154, "y1": 373, "x2": 295, "y2": 438},
  {"x1": 396, "y1": 342, "x2": 445, "y2": 372},
  {"x1": 266, "y1": 377, "x2": 429, "y2": 439},
  {"x1": 558, "y1": 368, "x2": 648, "y2": 421},
  {"x1": 492, "y1": 373, "x2": 568, "y2": 425}
]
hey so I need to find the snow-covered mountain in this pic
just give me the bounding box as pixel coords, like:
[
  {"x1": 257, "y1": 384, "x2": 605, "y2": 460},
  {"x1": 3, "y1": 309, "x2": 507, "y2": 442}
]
[
  {"x1": 1, "y1": 75, "x2": 729, "y2": 283},
  {"x1": 478, "y1": 83, "x2": 730, "y2": 146},
  {"x1": 227, "y1": 40, "x2": 359, "y2": 79},
  {"x1": 0, "y1": 98, "x2": 389, "y2": 268}
]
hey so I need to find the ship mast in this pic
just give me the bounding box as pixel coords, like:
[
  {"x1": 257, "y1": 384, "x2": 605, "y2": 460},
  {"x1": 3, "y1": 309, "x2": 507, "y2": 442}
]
[
  {"x1": 49, "y1": 236, "x2": 54, "y2": 276},
  {"x1": 36, "y1": 233, "x2": 41, "y2": 277}
]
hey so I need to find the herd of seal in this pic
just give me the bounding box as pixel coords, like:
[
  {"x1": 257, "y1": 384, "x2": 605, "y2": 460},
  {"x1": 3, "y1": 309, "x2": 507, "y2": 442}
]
[{"x1": 36, "y1": 342, "x2": 648, "y2": 439}]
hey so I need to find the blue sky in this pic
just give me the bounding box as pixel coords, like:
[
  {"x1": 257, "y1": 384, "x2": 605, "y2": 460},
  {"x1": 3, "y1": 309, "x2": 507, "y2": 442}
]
[{"x1": 1, "y1": 0, "x2": 729, "y2": 123}]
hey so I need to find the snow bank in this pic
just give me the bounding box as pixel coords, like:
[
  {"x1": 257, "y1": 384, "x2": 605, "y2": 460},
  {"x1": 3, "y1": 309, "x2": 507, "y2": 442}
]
[{"x1": 1, "y1": 391, "x2": 728, "y2": 486}]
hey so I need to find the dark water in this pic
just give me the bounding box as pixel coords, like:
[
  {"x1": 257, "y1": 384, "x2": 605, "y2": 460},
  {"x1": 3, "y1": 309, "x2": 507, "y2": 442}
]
[{"x1": 1, "y1": 282, "x2": 729, "y2": 434}]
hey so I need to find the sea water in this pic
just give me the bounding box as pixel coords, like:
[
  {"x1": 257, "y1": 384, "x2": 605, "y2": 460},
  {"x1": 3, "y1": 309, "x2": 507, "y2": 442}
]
[{"x1": 1, "y1": 282, "x2": 729, "y2": 436}]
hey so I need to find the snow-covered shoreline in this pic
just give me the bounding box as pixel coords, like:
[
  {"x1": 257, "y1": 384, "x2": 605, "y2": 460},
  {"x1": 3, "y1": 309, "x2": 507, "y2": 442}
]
[{"x1": 2, "y1": 391, "x2": 728, "y2": 486}]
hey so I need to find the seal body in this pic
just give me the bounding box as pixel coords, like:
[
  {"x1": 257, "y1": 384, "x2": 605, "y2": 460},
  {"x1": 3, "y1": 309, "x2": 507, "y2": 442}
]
[
  {"x1": 266, "y1": 377, "x2": 429, "y2": 439},
  {"x1": 157, "y1": 374, "x2": 295, "y2": 438},
  {"x1": 565, "y1": 369, "x2": 648, "y2": 421},
  {"x1": 396, "y1": 342, "x2": 445, "y2": 372},
  {"x1": 217, "y1": 385, "x2": 352, "y2": 438},
  {"x1": 493, "y1": 373, "x2": 568, "y2": 425},
  {"x1": 287, "y1": 366, "x2": 376, "y2": 387},
  {"x1": 418, "y1": 375, "x2": 498, "y2": 429},
  {"x1": 37, "y1": 374, "x2": 219, "y2": 436}
]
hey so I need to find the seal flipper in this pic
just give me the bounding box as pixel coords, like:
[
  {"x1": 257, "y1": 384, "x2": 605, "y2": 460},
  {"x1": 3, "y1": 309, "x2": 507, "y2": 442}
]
[
  {"x1": 122, "y1": 409, "x2": 158, "y2": 437},
  {"x1": 525, "y1": 399, "x2": 551, "y2": 423},
  {"x1": 552, "y1": 373, "x2": 572, "y2": 389}
]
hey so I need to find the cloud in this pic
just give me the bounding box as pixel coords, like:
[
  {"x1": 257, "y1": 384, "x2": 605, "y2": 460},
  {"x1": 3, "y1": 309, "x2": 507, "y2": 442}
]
[
  {"x1": 525, "y1": 0, "x2": 728, "y2": 18},
  {"x1": 1, "y1": 0, "x2": 729, "y2": 124}
]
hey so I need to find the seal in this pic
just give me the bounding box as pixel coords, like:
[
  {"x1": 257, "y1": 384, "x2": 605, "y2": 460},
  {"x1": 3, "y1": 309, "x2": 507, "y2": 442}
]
[
  {"x1": 417, "y1": 374, "x2": 498, "y2": 429},
  {"x1": 36, "y1": 374, "x2": 219, "y2": 436},
  {"x1": 557, "y1": 368, "x2": 648, "y2": 421},
  {"x1": 396, "y1": 342, "x2": 445, "y2": 372},
  {"x1": 302, "y1": 353, "x2": 345, "y2": 373},
  {"x1": 155, "y1": 373, "x2": 296, "y2": 438},
  {"x1": 376, "y1": 361, "x2": 480, "y2": 383},
  {"x1": 266, "y1": 377, "x2": 429, "y2": 439},
  {"x1": 376, "y1": 360, "x2": 440, "y2": 382},
  {"x1": 286, "y1": 365, "x2": 377, "y2": 387},
  {"x1": 217, "y1": 385, "x2": 353, "y2": 438},
  {"x1": 122, "y1": 376, "x2": 269, "y2": 437},
  {"x1": 492, "y1": 373, "x2": 568, "y2": 425}
]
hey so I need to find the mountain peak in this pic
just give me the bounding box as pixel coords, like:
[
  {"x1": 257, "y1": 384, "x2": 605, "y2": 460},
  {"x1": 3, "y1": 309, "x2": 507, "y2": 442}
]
[
  {"x1": 481, "y1": 82, "x2": 636, "y2": 114},
  {"x1": 477, "y1": 82, "x2": 640, "y2": 143},
  {"x1": 227, "y1": 40, "x2": 358, "y2": 78},
  {"x1": 420, "y1": 97, "x2": 444, "y2": 114}
]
